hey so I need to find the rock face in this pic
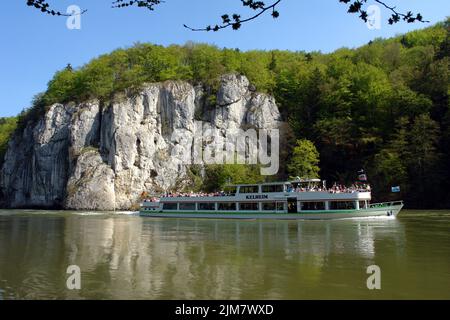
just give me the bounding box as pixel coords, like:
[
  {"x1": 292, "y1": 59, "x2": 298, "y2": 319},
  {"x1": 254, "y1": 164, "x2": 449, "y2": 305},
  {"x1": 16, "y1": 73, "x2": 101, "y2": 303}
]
[{"x1": 0, "y1": 74, "x2": 284, "y2": 210}]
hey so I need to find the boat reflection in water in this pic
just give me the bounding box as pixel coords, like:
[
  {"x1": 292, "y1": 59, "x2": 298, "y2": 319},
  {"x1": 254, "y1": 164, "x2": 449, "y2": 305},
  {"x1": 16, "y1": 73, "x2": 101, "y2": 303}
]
[{"x1": 1, "y1": 211, "x2": 449, "y2": 299}]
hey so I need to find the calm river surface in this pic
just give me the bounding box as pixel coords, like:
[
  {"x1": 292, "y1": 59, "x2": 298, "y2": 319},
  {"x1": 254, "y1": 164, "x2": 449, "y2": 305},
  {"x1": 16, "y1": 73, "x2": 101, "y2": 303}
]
[{"x1": 0, "y1": 210, "x2": 449, "y2": 300}]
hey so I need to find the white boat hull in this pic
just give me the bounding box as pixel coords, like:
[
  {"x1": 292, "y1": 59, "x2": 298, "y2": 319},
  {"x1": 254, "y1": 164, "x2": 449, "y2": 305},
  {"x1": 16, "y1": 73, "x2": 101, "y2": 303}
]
[{"x1": 139, "y1": 204, "x2": 403, "y2": 220}]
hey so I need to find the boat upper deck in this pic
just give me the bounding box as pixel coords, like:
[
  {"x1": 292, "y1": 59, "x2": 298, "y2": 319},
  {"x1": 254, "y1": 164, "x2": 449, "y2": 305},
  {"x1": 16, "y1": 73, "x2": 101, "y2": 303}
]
[{"x1": 154, "y1": 179, "x2": 372, "y2": 202}]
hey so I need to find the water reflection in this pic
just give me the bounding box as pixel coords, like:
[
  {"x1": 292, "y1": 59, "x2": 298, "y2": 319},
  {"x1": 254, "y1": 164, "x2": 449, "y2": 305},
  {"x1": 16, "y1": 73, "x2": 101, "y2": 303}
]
[{"x1": 0, "y1": 212, "x2": 449, "y2": 299}]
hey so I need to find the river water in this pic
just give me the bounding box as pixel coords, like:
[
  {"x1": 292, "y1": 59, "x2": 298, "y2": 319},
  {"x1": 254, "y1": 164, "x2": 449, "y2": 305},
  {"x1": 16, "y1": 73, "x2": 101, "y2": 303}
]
[{"x1": 0, "y1": 210, "x2": 449, "y2": 300}]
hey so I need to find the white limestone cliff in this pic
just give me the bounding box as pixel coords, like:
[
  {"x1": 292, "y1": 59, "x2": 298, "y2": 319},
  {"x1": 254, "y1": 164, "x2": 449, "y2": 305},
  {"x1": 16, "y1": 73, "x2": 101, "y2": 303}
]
[{"x1": 0, "y1": 74, "x2": 284, "y2": 210}]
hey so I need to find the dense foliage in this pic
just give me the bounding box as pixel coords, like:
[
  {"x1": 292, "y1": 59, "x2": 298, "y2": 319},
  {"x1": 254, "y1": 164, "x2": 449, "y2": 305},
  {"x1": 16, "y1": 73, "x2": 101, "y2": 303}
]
[
  {"x1": 0, "y1": 117, "x2": 18, "y2": 167},
  {"x1": 191, "y1": 164, "x2": 265, "y2": 193},
  {"x1": 287, "y1": 139, "x2": 320, "y2": 179},
  {"x1": 10, "y1": 19, "x2": 450, "y2": 208}
]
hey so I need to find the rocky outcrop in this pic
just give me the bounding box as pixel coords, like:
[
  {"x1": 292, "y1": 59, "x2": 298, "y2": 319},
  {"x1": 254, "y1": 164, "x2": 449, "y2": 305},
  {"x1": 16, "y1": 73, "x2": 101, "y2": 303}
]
[
  {"x1": 65, "y1": 150, "x2": 116, "y2": 211},
  {"x1": 0, "y1": 74, "x2": 284, "y2": 210}
]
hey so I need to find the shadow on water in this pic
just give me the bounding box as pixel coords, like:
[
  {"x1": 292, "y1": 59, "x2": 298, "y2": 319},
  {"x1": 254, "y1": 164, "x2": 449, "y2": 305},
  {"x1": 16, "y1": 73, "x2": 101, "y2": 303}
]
[{"x1": 0, "y1": 210, "x2": 449, "y2": 299}]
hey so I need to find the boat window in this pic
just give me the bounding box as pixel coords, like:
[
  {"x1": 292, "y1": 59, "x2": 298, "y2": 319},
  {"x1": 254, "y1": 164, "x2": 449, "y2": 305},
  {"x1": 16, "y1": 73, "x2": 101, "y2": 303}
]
[
  {"x1": 239, "y1": 185, "x2": 259, "y2": 194},
  {"x1": 239, "y1": 203, "x2": 259, "y2": 211},
  {"x1": 262, "y1": 202, "x2": 276, "y2": 211},
  {"x1": 218, "y1": 203, "x2": 236, "y2": 211},
  {"x1": 359, "y1": 201, "x2": 367, "y2": 209},
  {"x1": 163, "y1": 203, "x2": 178, "y2": 210},
  {"x1": 300, "y1": 202, "x2": 325, "y2": 210},
  {"x1": 276, "y1": 202, "x2": 285, "y2": 211},
  {"x1": 198, "y1": 203, "x2": 215, "y2": 211},
  {"x1": 261, "y1": 184, "x2": 284, "y2": 193},
  {"x1": 179, "y1": 203, "x2": 195, "y2": 211},
  {"x1": 330, "y1": 201, "x2": 356, "y2": 210}
]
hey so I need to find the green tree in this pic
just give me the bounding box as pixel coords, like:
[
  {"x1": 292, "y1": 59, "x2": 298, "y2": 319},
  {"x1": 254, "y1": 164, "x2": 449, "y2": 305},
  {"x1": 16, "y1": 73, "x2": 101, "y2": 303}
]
[
  {"x1": 202, "y1": 164, "x2": 264, "y2": 192},
  {"x1": 408, "y1": 114, "x2": 440, "y2": 175},
  {"x1": 372, "y1": 115, "x2": 442, "y2": 206},
  {"x1": 287, "y1": 139, "x2": 320, "y2": 179},
  {"x1": 371, "y1": 117, "x2": 410, "y2": 199},
  {"x1": 407, "y1": 114, "x2": 442, "y2": 207},
  {"x1": 44, "y1": 68, "x2": 77, "y2": 104},
  {"x1": 0, "y1": 117, "x2": 18, "y2": 167},
  {"x1": 373, "y1": 150, "x2": 407, "y2": 188}
]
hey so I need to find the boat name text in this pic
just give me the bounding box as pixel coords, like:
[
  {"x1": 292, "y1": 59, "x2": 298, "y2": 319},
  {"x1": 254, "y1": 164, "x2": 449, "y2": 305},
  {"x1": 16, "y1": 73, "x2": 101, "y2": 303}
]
[{"x1": 246, "y1": 195, "x2": 269, "y2": 200}]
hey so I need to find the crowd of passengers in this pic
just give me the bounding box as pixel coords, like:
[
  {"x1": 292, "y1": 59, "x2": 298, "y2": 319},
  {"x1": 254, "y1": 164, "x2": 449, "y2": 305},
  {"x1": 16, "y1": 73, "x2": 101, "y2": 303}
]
[
  {"x1": 164, "y1": 191, "x2": 234, "y2": 198},
  {"x1": 143, "y1": 183, "x2": 371, "y2": 201},
  {"x1": 287, "y1": 183, "x2": 371, "y2": 194}
]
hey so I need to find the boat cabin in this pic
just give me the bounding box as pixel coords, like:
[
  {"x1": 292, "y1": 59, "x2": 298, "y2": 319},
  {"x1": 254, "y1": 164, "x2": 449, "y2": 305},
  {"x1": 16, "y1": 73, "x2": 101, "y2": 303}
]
[{"x1": 141, "y1": 179, "x2": 372, "y2": 214}]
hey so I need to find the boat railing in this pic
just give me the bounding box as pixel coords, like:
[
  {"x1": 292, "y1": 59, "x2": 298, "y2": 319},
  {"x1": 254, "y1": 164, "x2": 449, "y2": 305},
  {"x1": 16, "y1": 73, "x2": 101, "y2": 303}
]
[
  {"x1": 161, "y1": 193, "x2": 236, "y2": 198},
  {"x1": 369, "y1": 201, "x2": 403, "y2": 208}
]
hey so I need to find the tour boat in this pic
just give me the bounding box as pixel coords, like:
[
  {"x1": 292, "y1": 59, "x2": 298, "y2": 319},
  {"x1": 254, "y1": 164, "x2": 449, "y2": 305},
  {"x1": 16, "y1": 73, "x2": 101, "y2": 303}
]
[{"x1": 139, "y1": 179, "x2": 403, "y2": 220}]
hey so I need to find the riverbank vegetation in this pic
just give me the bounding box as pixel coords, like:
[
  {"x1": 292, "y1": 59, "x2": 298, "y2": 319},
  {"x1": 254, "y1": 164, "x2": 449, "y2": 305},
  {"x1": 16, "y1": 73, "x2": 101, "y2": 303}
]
[{"x1": 3, "y1": 19, "x2": 449, "y2": 208}]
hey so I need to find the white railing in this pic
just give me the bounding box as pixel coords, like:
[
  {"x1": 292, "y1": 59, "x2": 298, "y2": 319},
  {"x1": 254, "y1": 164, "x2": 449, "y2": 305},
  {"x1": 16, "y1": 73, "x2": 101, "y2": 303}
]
[{"x1": 369, "y1": 201, "x2": 403, "y2": 208}]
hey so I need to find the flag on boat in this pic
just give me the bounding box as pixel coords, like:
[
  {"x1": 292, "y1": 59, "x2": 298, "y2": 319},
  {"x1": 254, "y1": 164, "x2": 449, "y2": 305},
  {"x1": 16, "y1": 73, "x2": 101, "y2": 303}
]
[
  {"x1": 391, "y1": 186, "x2": 401, "y2": 193},
  {"x1": 358, "y1": 173, "x2": 367, "y2": 181},
  {"x1": 357, "y1": 169, "x2": 367, "y2": 182}
]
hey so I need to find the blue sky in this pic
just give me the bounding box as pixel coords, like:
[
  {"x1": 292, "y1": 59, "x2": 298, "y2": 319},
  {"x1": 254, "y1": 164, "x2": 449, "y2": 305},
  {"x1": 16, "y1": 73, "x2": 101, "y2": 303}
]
[{"x1": 0, "y1": 0, "x2": 448, "y2": 117}]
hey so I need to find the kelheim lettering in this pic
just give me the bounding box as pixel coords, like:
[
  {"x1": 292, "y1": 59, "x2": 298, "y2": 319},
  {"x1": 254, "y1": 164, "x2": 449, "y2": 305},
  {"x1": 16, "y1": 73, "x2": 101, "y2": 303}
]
[{"x1": 246, "y1": 195, "x2": 269, "y2": 200}]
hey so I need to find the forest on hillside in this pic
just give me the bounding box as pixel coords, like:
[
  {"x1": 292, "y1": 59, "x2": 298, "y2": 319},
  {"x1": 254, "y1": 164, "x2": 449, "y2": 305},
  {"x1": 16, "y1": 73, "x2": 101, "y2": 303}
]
[{"x1": 1, "y1": 19, "x2": 449, "y2": 208}]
